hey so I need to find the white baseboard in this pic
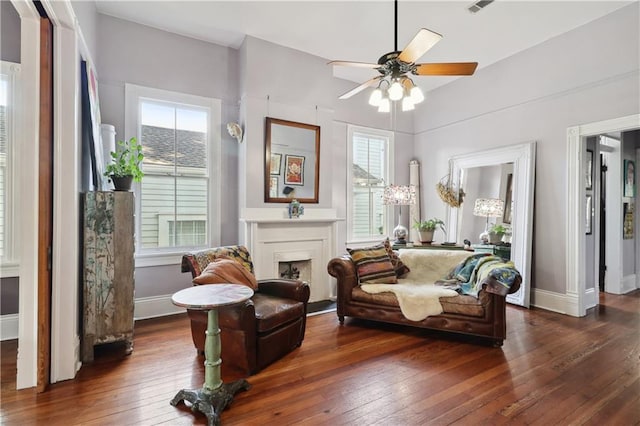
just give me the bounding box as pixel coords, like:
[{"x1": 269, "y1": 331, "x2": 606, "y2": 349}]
[
  {"x1": 622, "y1": 274, "x2": 637, "y2": 294},
  {"x1": 134, "y1": 295, "x2": 185, "y2": 320},
  {"x1": 0, "y1": 314, "x2": 18, "y2": 341},
  {"x1": 530, "y1": 288, "x2": 577, "y2": 315},
  {"x1": 585, "y1": 288, "x2": 597, "y2": 310}
]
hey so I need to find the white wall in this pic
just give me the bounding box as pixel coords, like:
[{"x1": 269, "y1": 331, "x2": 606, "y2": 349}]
[
  {"x1": 414, "y1": 3, "x2": 639, "y2": 295},
  {"x1": 95, "y1": 15, "x2": 241, "y2": 299},
  {"x1": 1, "y1": 0, "x2": 20, "y2": 63},
  {"x1": 70, "y1": 0, "x2": 97, "y2": 60}
]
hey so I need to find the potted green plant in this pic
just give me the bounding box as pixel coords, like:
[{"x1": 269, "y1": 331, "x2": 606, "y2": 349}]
[
  {"x1": 489, "y1": 223, "x2": 507, "y2": 244},
  {"x1": 412, "y1": 218, "x2": 445, "y2": 243},
  {"x1": 104, "y1": 137, "x2": 144, "y2": 191}
]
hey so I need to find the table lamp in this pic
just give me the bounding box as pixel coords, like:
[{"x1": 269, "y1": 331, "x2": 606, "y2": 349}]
[
  {"x1": 473, "y1": 198, "x2": 504, "y2": 244},
  {"x1": 383, "y1": 184, "x2": 416, "y2": 245}
]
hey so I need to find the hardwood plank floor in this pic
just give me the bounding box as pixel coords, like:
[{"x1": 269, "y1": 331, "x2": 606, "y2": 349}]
[{"x1": 1, "y1": 290, "x2": 639, "y2": 425}]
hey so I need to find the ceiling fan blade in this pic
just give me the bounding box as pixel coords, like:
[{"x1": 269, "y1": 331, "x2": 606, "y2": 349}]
[
  {"x1": 338, "y1": 76, "x2": 383, "y2": 100},
  {"x1": 329, "y1": 60, "x2": 381, "y2": 69},
  {"x1": 398, "y1": 28, "x2": 443, "y2": 64},
  {"x1": 414, "y1": 62, "x2": 478, "y2": 76}
]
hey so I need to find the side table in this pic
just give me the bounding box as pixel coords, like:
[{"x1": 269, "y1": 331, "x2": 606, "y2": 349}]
[{"x1": 170, "y1": 284, "x2": 254, "y2": 426}]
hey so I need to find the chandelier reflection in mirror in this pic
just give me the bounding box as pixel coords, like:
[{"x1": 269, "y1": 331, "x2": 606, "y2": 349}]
[{"x1": 368, "y1": 76, "x2": 425, "y2": 112}]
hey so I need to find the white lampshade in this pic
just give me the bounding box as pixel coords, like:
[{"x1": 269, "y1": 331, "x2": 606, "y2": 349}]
[
  {"x1": 401, "y1": 97, "x2": 415, "y2": 111},
  {"x1": 378, "y1": 97, "x2": 391, "y2": 113},
  {"x1": 382, "y1": 184, "x2": 417, "y2": 205},
  {"x1": 368, "y1": 88, "x2": 383, "y2": 106},
  {"x1": 388, "y1": 80, "x2": 403, "y2": 101},
  {"x1": 410, "y1": 86, "x2": 425, "y2": 104},
  {"x1": 473, "y1": 198, "x2": 504, "y2": 217}
]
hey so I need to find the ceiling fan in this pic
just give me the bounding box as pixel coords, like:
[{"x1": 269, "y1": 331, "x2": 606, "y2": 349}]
[{"x1": 329, "y1": 0, "x2": 478, "y2": 111}]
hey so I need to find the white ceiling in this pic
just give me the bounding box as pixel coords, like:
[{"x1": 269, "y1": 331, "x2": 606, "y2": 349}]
[{"x1": 94, "y1": 1, "x2": 633, "y2": 93}]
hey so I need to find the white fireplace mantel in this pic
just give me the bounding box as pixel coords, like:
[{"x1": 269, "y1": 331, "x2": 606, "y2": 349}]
[{"x1": 240, "y1": 208, "x2": 342, "y2": 302}]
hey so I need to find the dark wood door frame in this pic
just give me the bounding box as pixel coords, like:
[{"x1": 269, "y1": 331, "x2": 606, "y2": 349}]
[{"x1": 37, "y1": 14, "x2": 54, "y2": 394}]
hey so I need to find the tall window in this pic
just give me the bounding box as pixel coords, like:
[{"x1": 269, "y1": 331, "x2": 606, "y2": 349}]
[
  {"x1": 347, "y1": 126, "x2": 393, "y2": 243},
  {"x1": 0, "y1": 61, "x2": 19, "y2": 275},
  {"x1": 126, "y1": 84, "x2": 221, "y2": 264}
]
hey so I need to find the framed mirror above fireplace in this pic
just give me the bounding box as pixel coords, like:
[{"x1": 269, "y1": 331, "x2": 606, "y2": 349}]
[{"x1": 264, "y1": 117, "x2": 320, "y2": 203}]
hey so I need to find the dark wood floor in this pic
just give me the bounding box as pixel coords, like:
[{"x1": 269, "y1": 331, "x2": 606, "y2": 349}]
[{"x1": 2, "y1": 290, "x2": 639, "y2": 425}]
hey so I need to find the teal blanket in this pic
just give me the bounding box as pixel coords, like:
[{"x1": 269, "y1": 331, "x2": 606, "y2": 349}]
[{"x1": 436, "y1": 253, "x2": 521, "y2": 297}]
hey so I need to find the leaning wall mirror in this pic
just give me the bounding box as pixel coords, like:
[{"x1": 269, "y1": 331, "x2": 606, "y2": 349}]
[
  {"x1": 447, "y1": 142, "x2": 536, "y2": 308},
  {"x1": 264, "y1": 117, "x2": 320, "y2": 203}
]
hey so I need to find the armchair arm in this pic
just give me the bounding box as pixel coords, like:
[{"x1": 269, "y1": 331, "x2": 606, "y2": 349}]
[{"x1": 257, "y1": 279, "x2": 310, "y2": 303}]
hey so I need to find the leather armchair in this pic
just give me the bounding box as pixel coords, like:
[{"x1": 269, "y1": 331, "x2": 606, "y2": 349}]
[{"x1": 181, "y1": 246, "x2": 310, "y2": 375}]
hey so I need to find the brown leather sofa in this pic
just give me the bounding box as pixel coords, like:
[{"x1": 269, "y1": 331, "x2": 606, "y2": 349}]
[
  {"x1": 327, "y1": 251, "x2": 521, "y2": 347},
  {"x1": 182, "y1": 246, "x2": 310, "y2": 375}
]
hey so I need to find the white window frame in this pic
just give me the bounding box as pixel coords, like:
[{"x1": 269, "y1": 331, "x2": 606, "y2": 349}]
[
  {"x1": 125, "y1": 84, "x2": 221, "y2": 267},
  {"x1": 346, "y1": 125, "x2": 394, "y2": 245},
  {"x1": 157, "y1": 214, "x2": 207, "y2": 247},
  {"x1": 1, "y1": 61, "x2": 20, "y2": 277}
]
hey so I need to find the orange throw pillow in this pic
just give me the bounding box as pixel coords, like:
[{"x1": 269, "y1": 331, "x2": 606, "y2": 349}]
[{"x1": 192, "y1": 258, "x2": 258, "y2": 290}]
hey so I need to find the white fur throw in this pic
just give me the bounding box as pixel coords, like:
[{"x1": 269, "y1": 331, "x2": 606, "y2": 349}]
[{"x1": 360, "y1": 249, "x2": 473, "y2": 321}]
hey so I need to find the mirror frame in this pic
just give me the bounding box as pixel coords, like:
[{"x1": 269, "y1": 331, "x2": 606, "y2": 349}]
[
  {"x1": 447, "y1": 142, "x2": 536, "y2": 307},
  {"x1": 264, "y1": 117, "x2": 321, "y2": 204}
]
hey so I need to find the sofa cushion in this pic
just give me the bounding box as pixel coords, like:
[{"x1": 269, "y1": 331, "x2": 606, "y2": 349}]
[
  {"x1": 351, "y1": 287, "x2": 485, "y2": 318},
  {"x1": 347, "y1": 244, "x2": 397, "y2": 284},
  {"x1": 383, "y1": 238, "x2": 410, "y2": 278},
  {"x1": 192, "y1": 257, "x2": 258, "y2": 290},
  {"x1": 253, "y1": 293, "x2": 305, "y2": 333}
]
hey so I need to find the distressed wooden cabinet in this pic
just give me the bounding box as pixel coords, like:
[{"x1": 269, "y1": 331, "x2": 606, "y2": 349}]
[{"x1": 82, "y1": 191, "x2": 135, "y2": 362}]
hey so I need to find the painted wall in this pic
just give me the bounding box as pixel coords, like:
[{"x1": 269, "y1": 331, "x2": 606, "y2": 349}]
[
  {"x1": 1, "y1": 0, "x2": 20, "y2": 63},
  {"x1": 95, "y1": 14, "x2": 241, "y2": 298},
  {"x1": 238, "y1": 35, "x2": 414, "y2": 251},
  {"x1": 414, "y1": 3, "x2": 639, "y2": 296},
  {"x1": 70, "y1": 0, "x2": 97, "y2": 61}
]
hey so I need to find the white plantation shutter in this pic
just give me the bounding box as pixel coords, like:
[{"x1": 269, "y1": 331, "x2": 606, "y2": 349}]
[{"x1": 348, "y1": 127, "x2": 393, "y2": 242}]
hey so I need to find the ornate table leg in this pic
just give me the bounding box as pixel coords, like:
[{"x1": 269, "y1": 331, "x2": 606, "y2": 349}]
[{"x1": 171, "y1": 308, "x2": 250, "y2": 426}]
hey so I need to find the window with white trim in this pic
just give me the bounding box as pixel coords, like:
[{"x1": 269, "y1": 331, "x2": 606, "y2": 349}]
[
  {"x1": 347, "y1": 125, "x2": 393, "y2": 243},
  {"x1": 125, "y1": 84, "x2": 221, "y2": 265},
  {"x1": 0, "y1": 61, "x2": 20, "y2": 276}
]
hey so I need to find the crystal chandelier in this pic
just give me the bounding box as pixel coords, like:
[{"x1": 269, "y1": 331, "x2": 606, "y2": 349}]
[{"x1": 368, "y1": 76, "x2": 425, "y2": 112}]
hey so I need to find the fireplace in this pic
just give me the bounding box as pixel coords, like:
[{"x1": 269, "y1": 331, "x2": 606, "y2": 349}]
[{"x1": 241, "y1": 208, "x2": 340, "y2": 302}]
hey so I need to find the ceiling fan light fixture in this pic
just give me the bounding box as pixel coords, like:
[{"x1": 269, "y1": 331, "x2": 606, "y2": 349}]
[
  {"x1": 388, "y1": 80, "x2": 404, "y2": 101},
  {"x1": 368, "y1": 87, "x2": 383, "y2": 106},
  {"x1": 378, "y1": 97, "x2": 391, "y2": 113},
  {"x1": 410, "y1": 86, "x2": 425, "y2": 104},
  {"x1": 401, "y1": 96, "x2": 415, "y2": 111}
]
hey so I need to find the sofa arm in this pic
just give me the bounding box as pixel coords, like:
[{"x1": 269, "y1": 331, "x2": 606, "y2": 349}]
[
  {"x1": 257, "y1": 279, "x2": 310, "y2": 303},
  {"x1": 327, "y1": 256, "x2": 358, "y2": 303},
  {"x1": 481, "y1": 274, "x2": 522, "y2": 297}
]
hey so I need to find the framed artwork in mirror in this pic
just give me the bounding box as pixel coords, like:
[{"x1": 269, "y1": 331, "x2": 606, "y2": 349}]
[
  {"x1": 586, "y1": 149, "x2": 593, "y2": 190},
  {"x1": 270, "y1": 153, "x2": 282, "y2": 175},
  {"x1": 624, "y1": 159, "x2": 635, "y2": 198},
  {"x1": 265, "y1": 117, "x2": 320, "y2": 203},
  {"x1": 585, "y1": 194, "x2": 592, "y2": 235}
]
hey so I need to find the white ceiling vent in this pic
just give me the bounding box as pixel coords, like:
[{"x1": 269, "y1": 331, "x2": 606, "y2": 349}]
[{"x1": 468, "y1": 0, "x2": 495, "y2": 13}]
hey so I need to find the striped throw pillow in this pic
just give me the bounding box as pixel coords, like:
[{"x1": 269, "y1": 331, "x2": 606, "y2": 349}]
[{"x1": 347, "y1": 244, "x2": 398, "y2": 284}]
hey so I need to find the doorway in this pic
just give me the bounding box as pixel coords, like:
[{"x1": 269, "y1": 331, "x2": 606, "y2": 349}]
[
  {"x1": 566, "y1": 114, "x2": 639, "y2": 317},
  {"x1": 599, "y1": 152, "x2": 606, "y2": 291}
]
